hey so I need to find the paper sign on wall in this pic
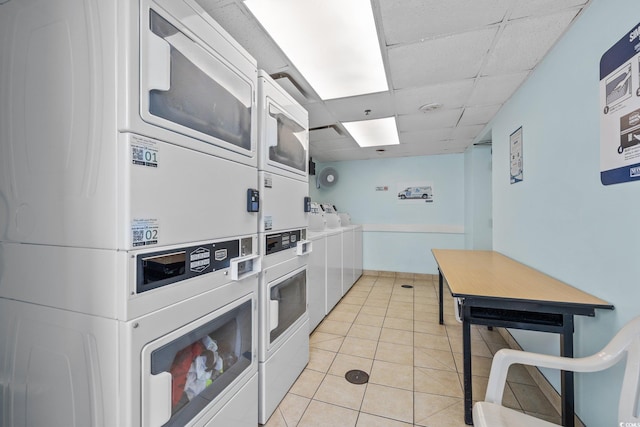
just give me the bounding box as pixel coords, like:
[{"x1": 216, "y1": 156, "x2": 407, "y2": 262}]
[
  {"x1": 600, "y1": 22, "x2": 640, "y2": 185},
  {"x1": 396, "y1": 182, "x2": 434, "y2": 204}
]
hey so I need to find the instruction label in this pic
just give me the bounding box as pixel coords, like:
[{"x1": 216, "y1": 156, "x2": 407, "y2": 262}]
[
  {"x1": 600, "y1": 21, "x2": 640, "y2": 185},
  {"x1": 132, "y1": 218, "x2": 159, "y2": 247},
  {"x1": 131, "y1": 136, "x2": 159, "y2": 168}
]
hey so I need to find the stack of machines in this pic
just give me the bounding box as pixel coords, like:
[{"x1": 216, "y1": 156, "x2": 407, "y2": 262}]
[
  {"x1": 307, "y1": 203, "x2": 363, "y2": 331},
  {"x1": 0, "y1": 1, "x2": 267, "y2": 426},
  {"x1": 256, "y1": 71, "x2": 311, "y2": 424}
]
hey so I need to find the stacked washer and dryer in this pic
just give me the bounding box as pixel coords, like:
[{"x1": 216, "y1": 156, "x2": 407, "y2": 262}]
[
  {"x1": 0, "y1": 1, "x2": 264, "y2": 426},
  {"x1": 256, "y1": 71, "x2": 311, "y2": 424}
]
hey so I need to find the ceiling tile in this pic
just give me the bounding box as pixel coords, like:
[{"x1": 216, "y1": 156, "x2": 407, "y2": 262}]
[
  {"x1": 452, "y1": 124, "x2": 485, "y2": 140},
  {"x1": 379, "y1": 0, "x2": 510, "y2": 45},
  {"x1": 400, "y1": 128, "x2": 453, "y2": 144},
  {"x1": 482, "y1": 10, "x2": 579, "y2": 75},
  {"x1": 309, "y1": 127, "x2": 344, "y2": 142},
  {"x1": 458, "y1": 105, "x2": 502, "y2": 126},
  {"x1": 388, "y1": 28, "x2": 498, "y2": 89},
  {"x1": 397, "y1": 109, "x2": 463, "y2": 132},
  {"x1": 467, "y1": 72, "x2": 529, "y2": 106},
  {"x1": 394, "y1": 79, "x2": 475, "y2": 114},
  {"x1": 510, "y1": 0, "x2": 588, "y2": 20},
  {"x1": 324, "y1": 92, "x2": 394, "y2": 122}
]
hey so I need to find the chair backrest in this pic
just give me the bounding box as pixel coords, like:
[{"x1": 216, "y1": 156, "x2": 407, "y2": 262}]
[{"x1": 614, "y1": 317, "x2": 640, "y2": 423}]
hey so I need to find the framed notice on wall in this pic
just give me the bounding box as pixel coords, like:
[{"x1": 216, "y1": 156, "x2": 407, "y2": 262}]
[
  {"x1": 510, "y1": 127, "x2": 523, "y2": 184},
  {"x1": 600, "y1": 21, "x2": 640, "y2": 185}
]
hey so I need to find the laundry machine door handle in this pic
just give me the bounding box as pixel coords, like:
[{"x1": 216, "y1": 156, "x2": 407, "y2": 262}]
[
  {"x1": 147, "y1": 371, "x2": 172, "y2": 426},
  {"x1": 269, "y1": 299, "x2": 279, "y2": 332}
]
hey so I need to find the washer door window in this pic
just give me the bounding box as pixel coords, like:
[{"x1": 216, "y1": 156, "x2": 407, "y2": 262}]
[
  {"x1": 144, "y1": 298, "x2": 253, "y2": 427},
  {"x1": 141, "y1": 7, "x2": 253, "y2": 154},
  {"x1": 266, "y1": 104, "x2": 307, "y2": 175},
  {"x1": 269, "y1": 268, "x2": 307, "y2": 345}
]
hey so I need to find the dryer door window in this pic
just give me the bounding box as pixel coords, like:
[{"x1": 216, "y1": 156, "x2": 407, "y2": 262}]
[
  {"x1": 267, "y1": 105, "x2": 307, "y2": 174},
  {"x1": 148, "y1": 299, "x2": 253, "y2": 426},
  {"x1": 143, "y1": 9, "x2": 253, "y2": 152},
  {"x1": 269, "y1": 268, "x2": 307, "y2": 344}
]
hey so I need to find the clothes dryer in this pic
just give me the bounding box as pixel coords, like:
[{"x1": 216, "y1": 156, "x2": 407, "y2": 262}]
[
  {"x1": 0, "y1": 0, "x2": 259, "y2": 251},
  {"x1": 0, "y1": 272, "x2": 259, "y2": 427},
  {"x1": 258, "y1": 229, "x2": 311, "y2": 424}
]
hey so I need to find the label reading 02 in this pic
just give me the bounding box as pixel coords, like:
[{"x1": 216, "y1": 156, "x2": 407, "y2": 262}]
[{"x1": 132, "y1": 219, "x2": 159, "y2": 247}]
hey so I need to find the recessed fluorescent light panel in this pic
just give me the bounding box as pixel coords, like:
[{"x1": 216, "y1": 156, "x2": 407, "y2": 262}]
[
  {"x1": 244, "y1": 0, "x2": 388, "y2": 100},
  {"x1": 342, "y1": 117, "x2": 399, "y2": 147}
]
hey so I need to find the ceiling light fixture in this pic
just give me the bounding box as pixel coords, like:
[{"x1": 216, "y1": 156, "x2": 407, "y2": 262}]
[
  {"x1": 342, "y1": 117, "x2": 400, "y2": 148},
  {"x1": 244, "y1": 0, "x2": 388, "y2": 100},
  {"x1": 419, "y1": 102, "x2": 444, "y2": 112}
]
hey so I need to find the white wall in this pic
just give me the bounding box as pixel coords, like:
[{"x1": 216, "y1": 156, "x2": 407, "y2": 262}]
[
  {"x1": 484, "y1": 0, "x2": 640, "y2": 424},
  {"x1": 309, "y1": 154, "x2": 465, "y2": 274}
]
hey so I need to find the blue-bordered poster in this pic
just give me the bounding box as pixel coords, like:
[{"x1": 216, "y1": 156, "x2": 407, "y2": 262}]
[
  {"x1": 510, "y1": 127, "x2": 523, "y2": 184},
  {"x1": 600, "y1": 22, "x2": 640, "y2": 185}
]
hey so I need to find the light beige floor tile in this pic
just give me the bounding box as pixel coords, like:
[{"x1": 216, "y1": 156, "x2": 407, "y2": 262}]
[
  {"x1": 347, "y1": 324, "x2": 382, "y2": 341},
  {"x1": 524, "y1": 411, "x2": 562, "y2": 424},
  {"x1": 383, "y1": 317, "x2": 414, "y2": 331},
  {"x1": 326, "y1": 309, "x2": 358, "y2": 324},
  {"x1": 333, "y1": 303, "x2": 363, "y2": 314},
  {"x1": 389, "y1": 294, "x2": 414, "y2": 303},
  {"x1": 375, "y1": 341, "x2": 414, "y2": 365},
  {"x1": 328, "y1": 353, "x2": 374, "y2": 377},
  {"x1": 415, "y1": 367, "x2": 463, "y2": 398},
  {"x1": 379, "y1": 328, "x2": 413, "y2": 346},
  {"x1": 359, "y1": 305, "x2": 387, "y2": 316},
  {"x1": 510, "y1": 382, "x2": 559, "y2": 416},
  {"x1": 414, "y1": 392, "x2": 462, "y2": 426},
  {"x1": 313, "y1": 373, "x2": 367, "y2": 410},
  {"x1": 307, "y1": 348, "x2": 337, "y2": 373},
  {"x1": 339, "y1": 336, "x2": 378, "y2": 359},
  {"x1": 364, "y1": 297, "x2": 390, "y2": 308},
  {"x1": 386, "y1": 308, "x2": 414, "y2": 321},
  {"x1": 449, "y1": 337, "x2": 493, "y2": 357},
  {"x1": 466, "y1": 375, "x2": 521, "y2": 410},
  {"x1": 369, "y1": 360, "x2": 413, "y2": 390},
  {"x1": 415, "y1": 396, "x2": 467, "y2": 427},
  {"x1": 355, "y1": 412, "x2": 413, "y2": 427},
  {"x1": 506, "y1": 363, "x2": 536, "y2": 385},
  {"x1": 355, "y1": 313, "x2": 385, "y2": 327},
  {"x1": 414, "y1": 331, "x2": 452, "y2": 352},
  {"x1": 278, "y1": 393, "x2": 311, "y2": 427},
  {"x1": 297, "y1": 400, "x2": 359, "y2": 427},
  {"x1": 414, "y1": 347, "x2": 457, "y2": 371},
  {"x1": 342, "y1": 295, "x2": 367, "y2": 305},
  {"x1": 452, "y1": 353, "x2": 493, "y2": 377},
  {"x1": 361, "y1": 383, "x2": 413, "y2": 424},
  {"x1": 263, "y1": 406, "x2": 287, "y2": 427},
  {"x1": 478, "y1": 327, "x2": 509, "y2": 344},
  {"x1": 289, "y1": 369, "x2": 326, "y2": 398},
  {"x1": 315, "y1": 319, "x2": 352, "y2": 336},
  {"x1": 446, "y1": 325, "x2": 483, "y2": 341},
  {"x1": 414, "y1": 311, "x2": 440, "y2": 323},
  {"x1": 346, "y1": 290, "x2": 372, "y2": 299},
  {"x1": 486, "y1": 339, "x2": 511, "y2": 355},
  {"x1": 414, "y1": 319, "x2": 448, "y2": 335},
  {"x1": 388, "y1": 301, "x2": 413, "y2": 312},
  {"x1": 309, "y1": 332, "x2": 344, "y2": 352}
]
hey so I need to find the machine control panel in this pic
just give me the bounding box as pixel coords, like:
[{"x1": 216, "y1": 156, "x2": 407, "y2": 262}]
[
  {"x1": 136, "y1": 238, "x2": 245, "y2": 294},
  {"x1": 264, "y1": 229, "x2": 306, "y2": 256}
]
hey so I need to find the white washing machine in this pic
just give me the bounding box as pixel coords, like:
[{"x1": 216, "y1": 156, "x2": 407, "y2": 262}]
[
  {"x1": 258, "y1": 229, "x2": 311, "y2": 424},
  {"x1": 0, "y1": 0, "x2": 260, "y2": 251},
  {"x1": 0, "y1": 271, "x2": 259, "y2": 427},
  {"x1": 325, "y1": 228, "x2": 343, "y2": 314},
  {"x1": 307, "y1": 231, "x2": 327, "y2": 332}
]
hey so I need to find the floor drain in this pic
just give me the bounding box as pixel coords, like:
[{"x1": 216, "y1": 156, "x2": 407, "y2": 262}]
[
  {"x1": 401, "y1": 284, "x2": 414, "y2": 288},
  {"x1": 345, "y1": 370, "x2": 369, "y2": 385}
]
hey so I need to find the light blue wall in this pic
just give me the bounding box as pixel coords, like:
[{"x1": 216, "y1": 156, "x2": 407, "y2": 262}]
[
  {"x1": 464, "y1": 145, "x2": 493, "y2": 250},
  {"x1": 485, "y1": 0, "x2": 640, "y2": 424},
  {"x1": 309, "y1": 154, "x2": 465, "y2": 274}
]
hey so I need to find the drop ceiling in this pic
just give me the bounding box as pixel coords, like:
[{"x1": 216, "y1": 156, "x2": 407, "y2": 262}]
[{"x1": 197, "y1": 0, "x2": 590, "y2": 162}]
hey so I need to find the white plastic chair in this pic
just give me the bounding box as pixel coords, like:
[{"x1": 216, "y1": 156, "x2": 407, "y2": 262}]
[{"x1": 473, "y1": 316, "x2": 640, "y2": 427}]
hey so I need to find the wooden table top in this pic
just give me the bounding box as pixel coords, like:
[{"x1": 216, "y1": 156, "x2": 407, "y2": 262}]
[{"x1": 432, "y1": 249, "x2": 612, "y2": 308}]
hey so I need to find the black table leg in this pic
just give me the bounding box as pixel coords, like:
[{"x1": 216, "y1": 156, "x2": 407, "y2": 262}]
[
  {"x1": 462, "y1": 303, "x2": 473, "y2": 425},
  {"x1": 438, "y1": 268, "x2": 444, "y2": 325},
  {"x1": 560, "y1": 314, "x2": 575, "y2": 427}
]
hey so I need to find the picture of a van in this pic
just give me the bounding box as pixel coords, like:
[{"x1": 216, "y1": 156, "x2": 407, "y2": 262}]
[{"x1": 398, "y1": 186, "x2": 433, "y2": 200}]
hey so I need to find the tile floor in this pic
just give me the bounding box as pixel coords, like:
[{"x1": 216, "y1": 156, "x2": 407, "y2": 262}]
[{"x1": 263, "y1": 274, "x2": 561, "y2": 427}]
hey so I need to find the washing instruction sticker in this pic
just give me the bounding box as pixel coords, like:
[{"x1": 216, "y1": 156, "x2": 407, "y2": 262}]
[
  {"x1": 131, "y1": 136, "x2": 159, "y2": 168},
  {"x1": 132, "y1": 219, "x2": 159, "y2": 247},
  {"x1": 510, "y1": 127, "x2": 523, "y2": 184},
  {"x1": 600, "y1": 22, "x2": 640, "y2": 185},
  {"x1": 264, "y1": 215, "x2": 273, "y2": 231}
]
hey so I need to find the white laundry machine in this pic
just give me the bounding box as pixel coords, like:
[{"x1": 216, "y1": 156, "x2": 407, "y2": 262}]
[
  {"x1": 0, "y1": 268, "x2": 259, "y2": 427},
  {"x1": 307, "y1": 231, "x2": 327, "y2": 332},
  {"x1": 255, "y1": 71, "x2": 311, "y2": 423},
  {"x1": 258, "y1": 229, "x2": 311, "y2": 424},
  {"x1": 0, "y1": 0, "x2": 260, "y2": 251}
]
